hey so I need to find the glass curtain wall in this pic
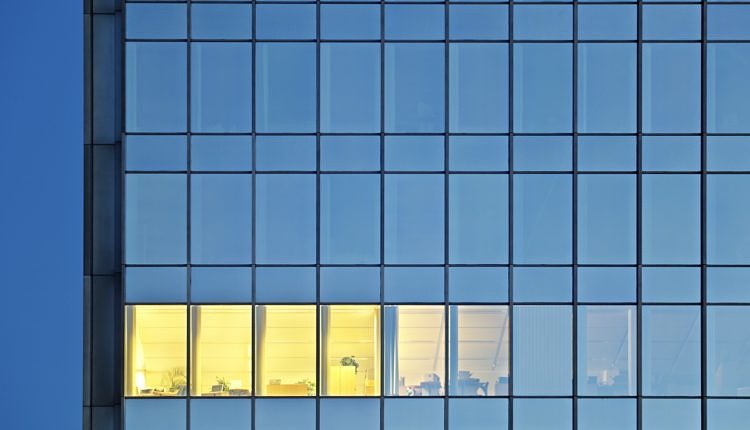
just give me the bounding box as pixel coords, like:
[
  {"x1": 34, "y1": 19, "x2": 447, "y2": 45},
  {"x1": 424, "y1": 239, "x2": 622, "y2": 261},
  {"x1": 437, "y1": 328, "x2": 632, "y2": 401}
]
[{"x1": 122, "y1": 1, "x2": 750, "y2": 429}]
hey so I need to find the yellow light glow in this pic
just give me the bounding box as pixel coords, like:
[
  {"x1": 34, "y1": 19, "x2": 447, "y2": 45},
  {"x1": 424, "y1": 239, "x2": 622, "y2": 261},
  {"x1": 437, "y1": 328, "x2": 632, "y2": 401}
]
[
  {"x1": 322, "y1": 305, "x2": 381, "y2": 396},
  {"x1": 256, "y1": 305, "x2": 316, "y2": 396},
  {"x1": 124, "y1": 305, "x2": 187, "y2": 396},
  {"x1": 191, "y1": 305, "x2": 252, "y2": 396}
]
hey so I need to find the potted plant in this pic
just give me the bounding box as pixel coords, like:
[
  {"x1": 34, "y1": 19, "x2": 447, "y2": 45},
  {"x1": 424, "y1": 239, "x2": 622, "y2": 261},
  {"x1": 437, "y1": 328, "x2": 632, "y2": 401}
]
[{"x1": 340, "y1": 356, "x2": 360, "y2": 374}]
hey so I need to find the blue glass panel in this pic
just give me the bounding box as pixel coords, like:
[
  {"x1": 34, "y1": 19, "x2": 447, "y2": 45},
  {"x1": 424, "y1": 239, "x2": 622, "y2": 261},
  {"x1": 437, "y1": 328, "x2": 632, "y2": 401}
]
[
  {"x1": 513, "y1": 136, "x2": 572, "y2": 171},
  {"x1": 708, "y1": 307, "x2": 750, "y2": 395},
  {"x1": 513, "y1": 306, "x2": 572, "y2": 395},
  {"x1": 385, "y1": 136, "x2": 444, "y2": 171},
  {"x1": 513, "y1": 44, "x2": 572, "y2": 133},
  {"x1": 578, "y1": 399, "x2": 636, "y2": 430},
  {"x1": 642, "y1": 267, "x2": 701, "y2": 303},
  {"x1": 708, "y1": 44, "x2": 750, "y2": 133},
  {"x1": 191, "y1": 43, "x2": 251, "y2": 133},
  {"x1": 708, "y1": 5, "x2": 750, "y2": 40},
  {"x1": 577, "y1": 267, "x2": 636, "y2": 302},
  {"x1": 256, "y1": 174, "x2": 316, "y2": 264},
  {"x1": 449, "y1": 267, "x2": 508, "y2": 303},
  {"x1": 126, "y1": 135, "x2": 187, "y2": 171},
  {"x1": 191, "y1": 267, "x2": 252, "y2": 303},
  {"x1": 577, "y1": 136, "x2": 636, "y2": 172},
  {"x1": 384, "y1": 267, "x2": 444, "y2": 303},
  {"x1": 578, "y1": 174, "x2": 636, "y2": 264},
  {"x1": 191, "y1": 174, "x2": 252, "y2": 264},
  {"x1": 449, "y1": 175, "x2": 508, "y2": 264},
  {"x1": 708, "y1": 268, "x2": 750, "y2": 303},
  {"x1": 191, "y1": 136, "x2": 251, "y2": 172},
  {"x1": 320, "y1": 136, "x2": 380, "y2": 171},
  {"x1": 642, "y1": 306, "x2": 701, "y2": 396},
  {"x1": 320, "y1": 5, "x2": 380, "y2": 40},
  {"x1": 255, "y1": 5, "x2": 316, "y2": 39},
  {"x1": 707, "y1": 175, "x2": 750, "y2": 264},
  {"x1": 256, "y1": 136, "x2": 316, "y2": 171},
  {"x1": 126, "y1": 43, "x2": 186, "y2": 132},
  {"x1": 256, "y1": 43, "x2": 316, "y2": 133},
  {"x1": 642, "y1": 44, "x2": 701, "y2": 133},
  {"x1": 708, "y1": 400, "x2": 750, "y2": 430},
  {"x1": 125, "y1": 399, "x2": 185, "y2": 430},
  {"x1": 643, "y1": 5, "x2": 701, "y2": 40},
  {"x1": 578, "y1": 43, "x2": 637, "y2": 133},
  {"x1": 127, "y1": 4, "x2": 186, "y2": 39},
  {"x1": 578, "y1": 5, "x2": 636, "y2": 40},
  {"x1": 321, "y1": 174, "x2": 380, "y2": 264},
  {"x1": 449, "y1": 5, "x2": 508, "y2": 40},
  {"x1": 643, "y1": 175, "x2": 701, "y2": 264},
  {"x1": 320, "y1": 267, "x2": 381, "y2": 303},
  {"x1": 255, "y1": 399, "x2": 315, "y2": 430},
  {"x1": 450, "y1": 136, "x2": 508, "y2": 172},
  {"x1": 255, "y1": 267, "x2": 317, "y2": 303},
  {"x1": 513, "y1": 399, "x2": 571, "y2": 430},
  {"x1": 384, "y1": 399, "x2": 444, "y2": 430},
  {"x1": 125, "y1": 267, "x2": 187, "y2": 303},
  {"x1": 450, "y1": 43, "x2": 509, "y2": 133},
  {"x1": 385, "y1": 174, "x2": 445, "y2": 264},
  {"x1": 643, "y1": 399, "x2": 701, "y2": 430},
  {"x1": 514, "y1": 5, "x2": 572, "y2": 40},
  {"x1": 707, "y1": 136, "x2": 750, "y2": 171},
  {"x1": 321, "y1": 43, "x2": 380, "y2": 133},
  {"x1": 190, "y1": 399, "x2": 252, "y2": 430},
  {"x1": 320, "y1": 399, "x2": 380, "y2": 430},
  {"x1": 513, "y1": 267, "x2": 572, "y2": 302},
  {"x1": 385, "y1": 5, "x2": 444, "y2": 40},
  {"x1": 191, "y1": 4, "x2": 252, "y2": 39},
  {"x1": 385, "y1": 43, "x2": 445, "y2": 133},
  {"x1": 642, "y1": 136, "x2": 701, "y2": 171},
  {"x1": 449, "y1": 399, "x2": 508, "y2": 430},
  {"x1": 578, "y1": 306, "x2": 637, "y2": 396},
  {"x1": 513, "y1": 174, "x2": 572, "y2": 264},
  {"x1": 125, "y1": 174, "x2": 186, "y2": 264}
]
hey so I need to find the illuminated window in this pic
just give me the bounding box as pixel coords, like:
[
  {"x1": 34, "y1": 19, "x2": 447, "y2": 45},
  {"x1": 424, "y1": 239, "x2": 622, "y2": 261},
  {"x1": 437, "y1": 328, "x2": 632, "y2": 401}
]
[
  {"x1": 449, "y1": 306, "x2": 509, "y2": 396},
  {"x1": 384, "y1": 305, "x2": 445, "y2": 396},
  {"x1": 190, "y1": 305, "x2": 252, "y2": 396},
  {"x1": 256, "y1": 305, "x2": 317, "y2": 396},
  {"x1": 321, "y1": 305, "x2": 381, "y2": 396},
  {"x1": 124, "y1": 305, "x2": 187, "y2": 396}
]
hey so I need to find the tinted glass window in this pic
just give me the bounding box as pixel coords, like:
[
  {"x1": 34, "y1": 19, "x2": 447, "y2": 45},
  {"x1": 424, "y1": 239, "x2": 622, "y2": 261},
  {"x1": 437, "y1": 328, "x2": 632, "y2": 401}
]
[
  {"x1": 708, "y1": 44, "x2": 750, "y2": 133},
  {"x1": 578, "y1": 5, "x2": 636, "y2": 40},
  {"x1": 191, "y1": 4, "x2": 252, "y2": 39},
  {"x1": 643, "y1": 5, "x2": 701, "y2": 40},
  {"x1": 321, "y1": 43, "x2": 380, "y2": 133},
  {"x1": 321, "y1": 5, "x2": 380, "y2": 40},
  {"x1": 256, "y1": 43, "x2": 316, "y2": 132},
  {"x1": 707, "y1": 175, "x2": 750, "y2": 264},
  {"x1": 256, "y1": 175, "x2": 316, "y2": 264},
  {"x1": 191, "y1": 43, "x2": 252, "y2": 133},
  {"x1": 449, "y1": 174, "x2": 509, "y2": 264},
  {"x1": 514, "y1": 5, "x2": 572, "y2": 40},
  {"x1": 385, "y1": 5, "x2": 444, "y2": 40},
  {"x1": 191, "y1": 136, "x2": 251, "y2": 172},
  {"x1": 449, "y1": 136, "x2": 508, "y2": 172},
  {"x1": 127, "y1": 4, "x2": 186, "y2": 39},
  {"x1": 449, "y1": 5, "x2": 508, "y2": 40},
  {"x1": 256, "y1": 5, "x2": 316, "y2": 39},
  {"x1": 449, "y1": 43, "x2": 509, "y2": 133},
  {"x1": 578, "y1": 399, "x2": 636, "y2": 430},
  {"x1": 643, "y1": 399, "x2": 701, "y2": 430},
  {"x1": 126, "y1": 43, "x2": 186, "y2": 132},
  {"x1": 513, "y1": 399, "x2": 571, "y2": 430},
  {"x1": 708, "y1": 307, "x2": 750, "y2": 396},
  {"x1": 385, "y1": 43, "x2": 445, "y2": 132},
  {"x1": 514, "y1": 44, "x2": 572, "y2": 133}
]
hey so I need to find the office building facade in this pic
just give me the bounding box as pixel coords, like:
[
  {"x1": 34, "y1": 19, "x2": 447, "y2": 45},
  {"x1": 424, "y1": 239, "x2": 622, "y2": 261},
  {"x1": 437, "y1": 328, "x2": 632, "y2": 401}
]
[{"x1": 84, "y1": 0, "x2": 750, "y2": 428}]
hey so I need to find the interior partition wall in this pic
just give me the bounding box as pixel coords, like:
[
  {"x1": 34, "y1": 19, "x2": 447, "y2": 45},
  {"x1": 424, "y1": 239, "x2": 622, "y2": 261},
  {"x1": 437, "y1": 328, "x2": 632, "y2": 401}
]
[{"x1": 89, "y1": 0, "x2": 750, "y2": 429}]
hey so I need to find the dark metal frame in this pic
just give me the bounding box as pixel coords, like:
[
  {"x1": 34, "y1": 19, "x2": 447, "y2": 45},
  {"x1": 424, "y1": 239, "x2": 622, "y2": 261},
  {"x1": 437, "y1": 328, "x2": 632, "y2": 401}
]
[{"x1": 109, "y1": 0, "x2": 750, "y2": 429}]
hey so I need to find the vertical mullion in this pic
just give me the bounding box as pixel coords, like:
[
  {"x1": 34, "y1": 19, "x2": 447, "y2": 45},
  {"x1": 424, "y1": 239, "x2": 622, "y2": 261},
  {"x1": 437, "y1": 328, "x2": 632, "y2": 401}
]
[
  {"x1": 315, "y1": 0, "x2": 322, "y2": 423},
  {"x1": 443, "y1": 0, "x2": 450, "y2": 426},
  {"x1": 572, "y1": 0, "x2": 579, "y2": 427},
  {"x1": 636, "y1": 1, "x2": 644, "y2": 430},
  {"x1": 637, "y1": 1, "x2": 648, "y2": 429},
  {"x1": 507, "y1": 0, "x2": 514, "y2": 427},
  {"x1": 700, "y1": 0, "x2": 708, "y2": 429},
  {"x1": 251, "y1": 0, "x2": 257, "y2": 426},
  {"x1": 185, "y1": 1, "x2": 193, "y2": 429},
  {"x1": 379, "y1": 0, "x2": 386, "y2": 426}
]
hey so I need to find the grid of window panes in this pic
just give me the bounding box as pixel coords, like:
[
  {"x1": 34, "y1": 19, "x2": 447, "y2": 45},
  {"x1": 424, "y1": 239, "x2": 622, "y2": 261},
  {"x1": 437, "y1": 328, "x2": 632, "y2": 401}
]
[{"x1": 122, "y1": 0, "x2": 750, "y2": 429}]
